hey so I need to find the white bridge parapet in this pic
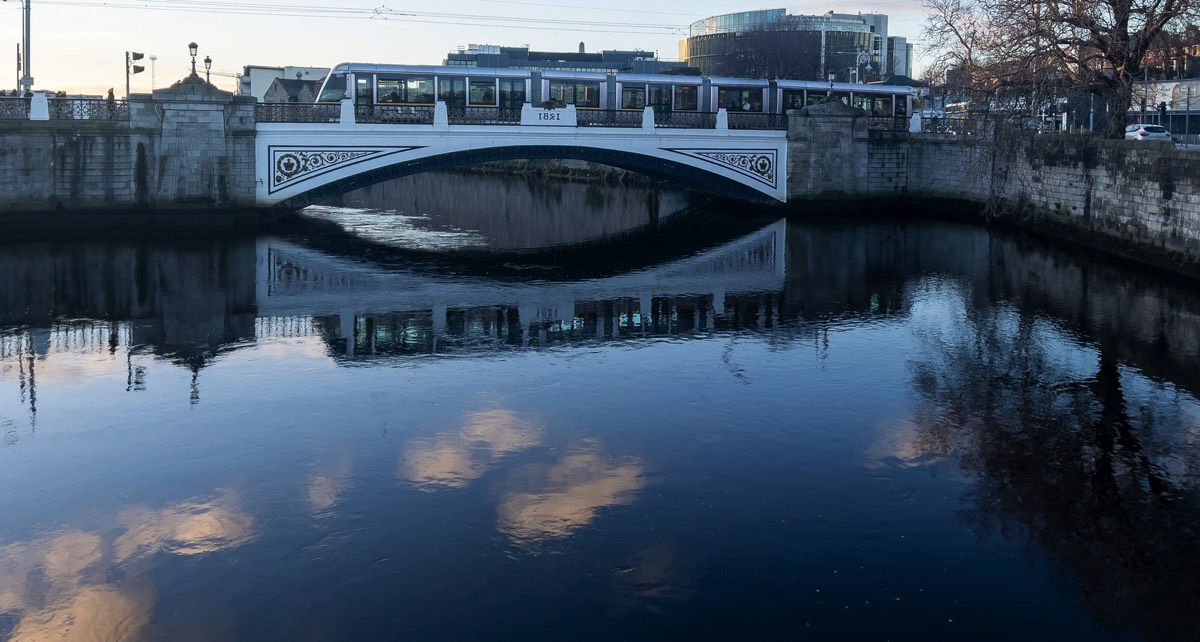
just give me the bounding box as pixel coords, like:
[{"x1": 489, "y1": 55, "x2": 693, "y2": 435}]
[{"x1": 256, "y1": 101, "x2": 787, "y2": 209}]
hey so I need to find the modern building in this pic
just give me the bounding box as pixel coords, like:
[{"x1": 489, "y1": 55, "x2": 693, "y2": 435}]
[
  {"x1": 887, "y1": 36, "x2": 914, "y2": 77},
  {"x1": 679, "y1": 9, "x2": 899, "y2": 82},
  {"x1": 444, "y1": 43, "x2": 690, "y2": 74}
]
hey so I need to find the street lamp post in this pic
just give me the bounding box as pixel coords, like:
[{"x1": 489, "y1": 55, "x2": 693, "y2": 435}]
[
  {"x1": 204, "y1": 55, "x2": 211, "y2": 84},
  {"x1": 188, "y1": 41, "x2": 198, "y2": 76}
]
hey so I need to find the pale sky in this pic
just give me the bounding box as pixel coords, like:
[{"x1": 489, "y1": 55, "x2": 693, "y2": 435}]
[{"x1": 0, "y1": 0, "x2": 929, "y2": 96}]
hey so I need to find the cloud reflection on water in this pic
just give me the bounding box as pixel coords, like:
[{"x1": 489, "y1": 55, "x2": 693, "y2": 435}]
[
  {"x1": 400, "y1": 409, "x2": 645, "y2": 547},
  {"x1": 498, "y1": 447, "x2": 645, "y2": 547},
  {"x1": 0, "y1": 494, "x2": 254, "y2": 641},
  {"x1": 401, "y1": 409, "x2": 543, "y2": 490}
]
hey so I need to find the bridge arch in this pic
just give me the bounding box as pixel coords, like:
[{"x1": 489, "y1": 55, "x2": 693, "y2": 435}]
[{"x1": 256, "y1": 124, "x2": 787, "y2": 211}]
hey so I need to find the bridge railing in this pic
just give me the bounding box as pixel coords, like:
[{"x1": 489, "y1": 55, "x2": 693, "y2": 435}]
[
  {"x1": 867, "y1": 116, "x2": 909, "y2": 132},
  {"x1": 0, "y1": 96, "x2": 29, "y2": 119},
  {"x1": 447, "y1": 106, "x2": 522, "y2": 125},
  {"x1": 654, "y1": 111, "x2": 718, "y2": 129},
  {"x1": 257, "y1": 103, "x2": 340, "y2": 123},
  {"x1": 577, "y1": 109, "x2": 643, "y2": 128},
  {"x1": 357, "y1": 104, "x2": 435, "y2": 124},
  {"x1": 48, "y1": 98, "x2": 130, "y2": 121},
  {"x1": 727, "y1": 113, "x2": 789, "y2": 130}
]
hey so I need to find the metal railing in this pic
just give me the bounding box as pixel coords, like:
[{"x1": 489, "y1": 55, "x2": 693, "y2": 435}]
[
  {"x1": 867, "y1": 116, "x2": 909, "y2": 132},
  {"x1": 921, "y1": 116, "x2": 991, "y2": 136},
  {"x1": 446, "y1": 106, "x2": 522, "y2": 125},
  {"x1": 357, "y1": 104, "x2": 435, "y2": 124},
  {"x1": 727, "y1": 112, "x2": 789, "y2": 130},
  {"x1": 256, "y1": 103, "x2": 340, "y2": 123},
  {"x1": 654, "y1": 111, "x2": 717, "y2": 129},
  {"x1": 0, "y1": 96, "x2": 29, "y2": 119},
  {"x1": 48, "y1": 98, "x2": 130, "y2": 121},
  {"x1": 577, "y1": 109, "x2": 643, "y2": 128}
]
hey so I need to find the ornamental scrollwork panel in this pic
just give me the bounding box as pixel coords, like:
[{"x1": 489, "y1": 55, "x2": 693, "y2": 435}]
[
  {"x1": 666, "y1": 149, "x2": 778, "y2": 189},
  {"x1": 267, "y1": 146, "x2": 423, "y2": 193}
]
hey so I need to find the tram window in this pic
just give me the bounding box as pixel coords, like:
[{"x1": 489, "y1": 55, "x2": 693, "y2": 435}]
[
  {"x1": 378, "y1": 76, "x2": 434, "y2": 104},
  {"x1": 719, "y1": 88, "x2": 762, "y2": 112},
  {"x1": 498, "y1": 78, "x2": 525, "y2": 109},
  {"x1": 469, "y1": 80, "x2": 495, "y2": 106},
  {"x1": 782, "y1": 90, "x2": 805, "y2": 111},
  {"x1": 852, "y1": 94, "x2": 889, "y2": 114},
  {"x1": 806, "y1": 92, "x2": 824, "y2": 107},
  {"x1": 408, "y1": 77, "x2": 434, "y2": 103},
  {"x1": 621, "y1": 86, "x2": 646, "y2": 110},
  {"x1": 648, "y1": 84, "x2": 671, "y2": 111},
  {"x1": 548, "y1": 81, "x2": 601, "y2": 108},
  {"x1": 439, "y1": 77, "x2": 466, "y2": 107},
  {"x1": 317, "y1": 74, "x2": 347, "y2": 102},
  {"x1": 827, "y1": 91, "x2": 849, "y2": 106},
  {"x1": 673, "y1": 85, "x2": 698, "y2": 111},
  {"x1": 377, "y1": 78, "x2": 402, "y2": 103}
]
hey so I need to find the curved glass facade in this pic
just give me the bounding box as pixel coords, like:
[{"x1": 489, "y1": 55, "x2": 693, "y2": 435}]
[{"x1": 681, "y1": 9, "x2": 887, "y2": 81}]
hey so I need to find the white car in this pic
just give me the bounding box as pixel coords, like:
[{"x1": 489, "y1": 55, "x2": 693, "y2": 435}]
[{"x1": 1125, "y1": 123, "x2": 1172, "y2": 141}]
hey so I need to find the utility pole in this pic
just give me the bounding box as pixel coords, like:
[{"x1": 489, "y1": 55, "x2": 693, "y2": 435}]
[{"x1": 6, "y1": 0, "x2": 33, "y2": 93}]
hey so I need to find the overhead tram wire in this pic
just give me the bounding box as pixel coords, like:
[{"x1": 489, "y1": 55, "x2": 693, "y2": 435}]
[{"x1": 39, "y1": 0, "x2": 686, "y2": 33}]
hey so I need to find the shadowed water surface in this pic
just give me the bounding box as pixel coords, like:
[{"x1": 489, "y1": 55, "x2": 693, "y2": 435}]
[{"x1": 0, "y1": 178, "x2": 1198, "y2": 641}]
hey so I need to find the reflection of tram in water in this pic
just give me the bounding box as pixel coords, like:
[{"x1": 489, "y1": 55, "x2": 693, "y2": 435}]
[{"x1": 314, "y1": 63, "x2": 915, "y2": 118}]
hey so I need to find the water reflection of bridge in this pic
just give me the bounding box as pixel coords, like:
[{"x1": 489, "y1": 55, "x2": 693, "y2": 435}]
[{"x1": 258, "y1": 220, "x2": 788, "y2": 356}]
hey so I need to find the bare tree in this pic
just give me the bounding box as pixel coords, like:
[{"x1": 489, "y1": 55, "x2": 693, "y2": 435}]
[{"x1": 923, "y1": 0, "x2": 1198, "y2": 137}]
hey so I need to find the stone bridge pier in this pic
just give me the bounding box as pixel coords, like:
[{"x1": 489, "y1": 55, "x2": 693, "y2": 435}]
[{"x1": 0, "y1": 75, "x2": 257, "y2": 218}]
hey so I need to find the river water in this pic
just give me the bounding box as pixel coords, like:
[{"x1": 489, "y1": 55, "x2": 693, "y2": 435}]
[{"x1": 1, "y1": 171, "x2": 1198, "y2": 641}]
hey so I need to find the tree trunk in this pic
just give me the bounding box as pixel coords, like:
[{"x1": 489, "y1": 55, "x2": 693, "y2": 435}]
[{"x1": 1102, "y1": 82, "x2": 1135, "y2": 139}]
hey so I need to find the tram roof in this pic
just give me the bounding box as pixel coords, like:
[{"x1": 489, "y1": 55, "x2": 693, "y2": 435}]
[{"x1": 329, "y1": 63, "x2": 532, "y2": 78}]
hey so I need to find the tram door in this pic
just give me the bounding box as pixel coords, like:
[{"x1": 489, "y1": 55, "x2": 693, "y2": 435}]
[
  {"x1": 356, "y1": 76, "x2": 372, "y2": 106},
  {"x1": 439, "y1": 77, "x2": 467, "y2": 108},
  {"x1": 499, "y1": 78, "x2": 526, "y2": 109}
]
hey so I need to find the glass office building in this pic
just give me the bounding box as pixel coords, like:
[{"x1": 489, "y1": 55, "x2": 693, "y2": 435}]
[{"x1": 679, "y1": 10, "x2": 890, "y2": 81}]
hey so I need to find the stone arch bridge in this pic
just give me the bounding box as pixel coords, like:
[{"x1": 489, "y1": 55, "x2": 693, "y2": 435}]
[{"x1": 257, "y1": 100, "x2": 788, "y2": 209}]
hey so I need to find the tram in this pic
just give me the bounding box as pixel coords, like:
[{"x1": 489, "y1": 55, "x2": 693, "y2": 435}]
[{"x1": 315, "y1": 63, "x2": 915, "y2": 118}]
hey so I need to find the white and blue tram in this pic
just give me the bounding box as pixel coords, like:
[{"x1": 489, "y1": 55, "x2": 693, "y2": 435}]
[{"x1": 315, "y1": 63, "x2": 915, "y2": 118}]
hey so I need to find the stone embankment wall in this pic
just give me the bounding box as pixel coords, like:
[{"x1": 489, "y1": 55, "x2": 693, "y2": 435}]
[
  {"x1": 905, "y1": 135, "x2": 1200, "y2": 259},
  {"x1": 0, "y1": 77, "x2": 256, "y2": 215},
  {"x1": 788, "y1": 106, "x2": 1200, "y2": 265}
]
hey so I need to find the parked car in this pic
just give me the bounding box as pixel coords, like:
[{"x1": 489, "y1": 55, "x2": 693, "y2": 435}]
[{"x1": 1125, "y1": 123, "x2": 1172, "y2": 141}]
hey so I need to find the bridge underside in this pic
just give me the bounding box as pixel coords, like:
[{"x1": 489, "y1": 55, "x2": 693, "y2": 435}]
[
  {"x1": 256, "y1": 128, "x2": 787, "y2": 211},
  {"x1": 301, "y1": 146, "x2": 775, "y2": 210}
]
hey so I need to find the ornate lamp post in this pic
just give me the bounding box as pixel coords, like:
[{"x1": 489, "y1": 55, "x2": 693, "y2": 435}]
[
  {"x1": 188, "y1": 41, "x2": 198, "y2": 76},
  {"x1": 204, "y1": 55, "x2": 211, "y2": 84}
]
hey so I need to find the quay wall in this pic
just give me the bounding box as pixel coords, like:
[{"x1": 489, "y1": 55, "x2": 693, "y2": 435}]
[
  {"x1": 904, "y1": 135, "x2": 1200, "y2": 259},
  {"x1": 788, "y1": 108, "x2": 1200, "y2": 266},
  {"x1": 0, "y1": 77, "x2": 256, "y2": 216}
]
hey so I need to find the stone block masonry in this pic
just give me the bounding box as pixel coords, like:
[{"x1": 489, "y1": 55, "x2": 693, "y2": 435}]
[
  {"x1": 0, "y1": 74, "x2": 257, "y2": 215},
  {"x1": 785, "y1": 106, "x2": 1200, "y2": 265}
]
